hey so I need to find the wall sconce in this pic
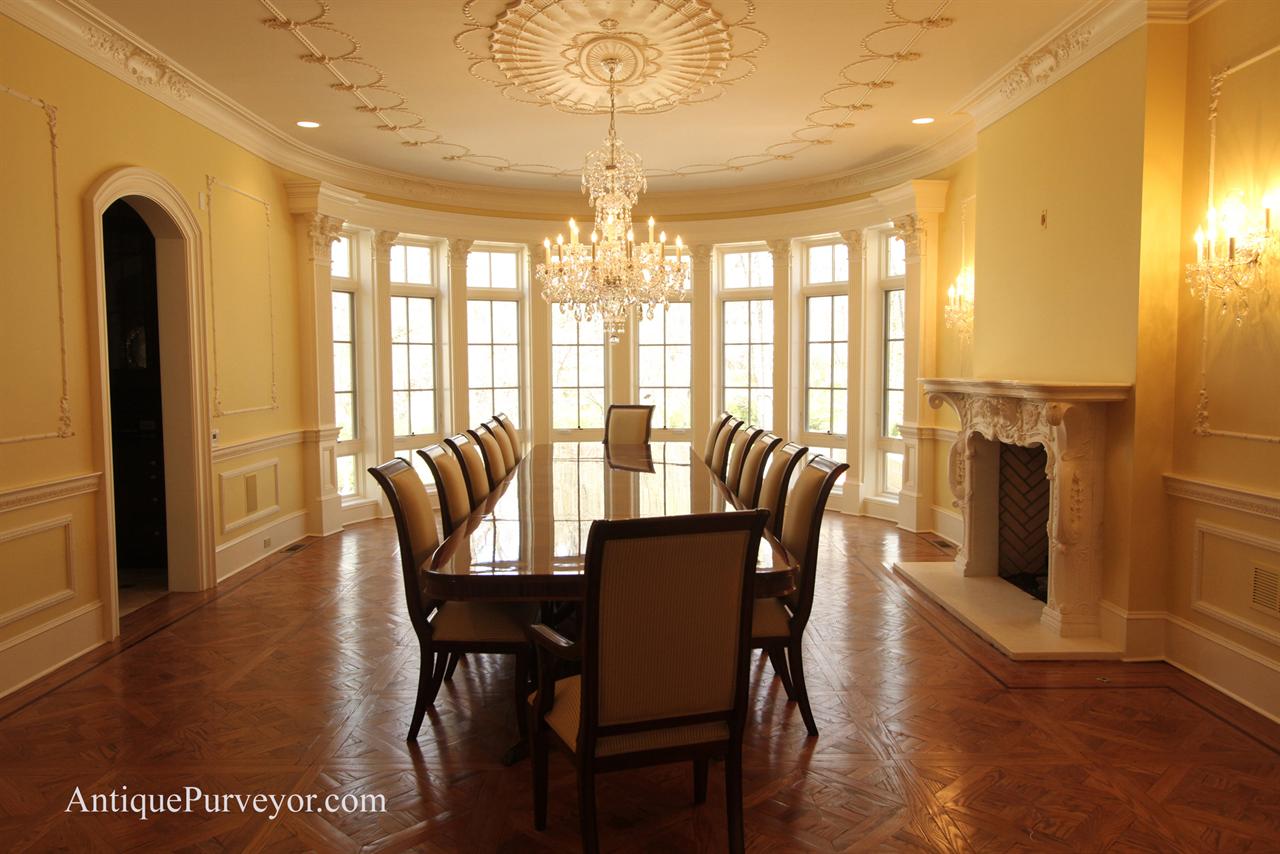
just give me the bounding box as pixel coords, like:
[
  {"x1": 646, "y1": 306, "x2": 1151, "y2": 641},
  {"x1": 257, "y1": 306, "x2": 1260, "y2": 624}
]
[
  {"x1": 945, "y1": 267, "x2": 974, "y2": 343},
  {"x1": 1186, "y1": 190, "x2": 1277, "y2": 324}
]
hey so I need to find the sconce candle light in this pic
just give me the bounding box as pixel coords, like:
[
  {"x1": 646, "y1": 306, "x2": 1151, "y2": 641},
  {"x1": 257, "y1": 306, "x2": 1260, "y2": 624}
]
[
  {"x1": 1186, "y1": 190, "x2": 1277, "y2": 324},
  {"x1": 944, "y1": 267, "x2": 974, "y2": 343}
]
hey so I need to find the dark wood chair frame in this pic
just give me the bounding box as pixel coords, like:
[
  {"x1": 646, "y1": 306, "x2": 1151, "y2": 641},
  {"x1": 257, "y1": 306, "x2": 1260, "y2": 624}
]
[
  {"x1": 529, "y1": 510, "x2": 770, "y2": 854},
  {"x1": 724, "y1": 426, "x2": 764, "y2": 495},
  {"x1": 443, "y1": 432, "x2": 488, "y2": 509},
  {"x1": 759, "y1": 441, "x2": 808, "y2": 536},
  {"x1": 710, "y1": 418, "x2": 744, "y2": 481},
  {"x1": 368, "y1": 458, "x2": 532, "y2": 742},
  {"x1": 753, "y1": 456, "x2": 849, "y2": 737},
  {"x1": 602, "y1": 403, "x2": 655, "y2": 446},
  {"x1": 702, "y1": 411, "x2": 735, "y2": 467},
  {"x1": 416, "y1": 444, "x2": 467, "y2": 537},
  {"x1": 737, "y1": 432, "x2": 783, "y2": 507}
]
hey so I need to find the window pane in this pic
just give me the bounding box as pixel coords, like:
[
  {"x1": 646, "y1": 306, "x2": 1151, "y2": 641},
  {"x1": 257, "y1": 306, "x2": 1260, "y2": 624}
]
[
  {"x1": 635, "y1": 301, "x2": 691, "y2": 430},
  {"x1": 405, "y1": 245, "x2": 431, "y2": 284},
  {"x1": 330, "y1": 235, "x2": 351, "y2": 279},
  {"x1": 552, "y1": 345, "x2": 577, "y2": 387},
  {"x1": 492, "y1": 302, "x2": 519, "y2": 343},
  {"x1": 332, "y1": 292, "x2": 352, "y2": 341},
  {"x1": 832, "y1": 390, "x2": 848, "y2": 435},
  {"x1": 390, "y1": 244, "x2": 407, "y2": 283},
  {"x1": 888, "y1": 289, "x2": 906, "y2": 337},
  {"x1": 749, "y1": 251, "x2": 773, "y2": 287},
  {"x1": 469, "y1": 299, "x2": 522, "y2": 426},
  {"x1": 808, "y1": 244, "x2": 832, "y2": 284},
  {"x1": 808, "y1": 342, "x2": 831, "y2": 389},
  {"x1": 469, "y1": 389, "x2": 494, "y2": 425},
  {"x1": 469, "y1": 344, "x2": 494, "y2": 387},
  {"x1": 333, "y1": 343, "x2": 353, "y2": 392},
  {"x1": 725, "y1": 388, "x2": 750, "y2": 423},
  {"x1": 467, "y1": 250, "x2": 489, "y2": 287},
  {"x1": 724, "y1": 252, "x2": 751, "y2": 289},
  {"x1": 638, "y1": 345, "x2": 664, "y2": 385},
  {"x1": 409, "y1": 343, "x2": 433, "y2": 389},
  {"x1": 887, "y1": 340, "x2": 905, "y2": 389},
  {"x1": 579, "y1": 345, "x2": 604, "y2": 387},
  {"x1": 494, "y1": 389, "x2": 520, "y2": 425},
  {"x1": 408, "y1": 297, "x2": 433, "y2": 341},
  {"x1": 667, "y1": 303, "x2": 691, "y2": 343},
  {"x1": 750, "y1": 389, "x2": 773, "y2": 430},
  {"x1": 723, "y1": 301, "x2": 749, "y2": 343},
  {"x1": 885, "y1": 390, "x2": 904, "y2": 438},
  {"x1": 807, "y1": 389, "x2": 831, "y2": 433},
  {"x1": 749, "y1": 343, "x2": 772, "y2": 387},
  {"x1": 637, "y1": 311, "x2": 663, "y2": 345},
  {"x1": 391, "y1": 296, "x2": 409, "y2": 342},
  {"x1": 467, "y1": 301, "x2": 491, "y2": 343},
  {"x1": 724, "y1": 345, "x2": 749, "y2": 387},
  {"x1": 336, "y1": 455, "x2": 358, "y2": 497},
  {"x1": 490, "y1": 251, "x2": 518, "y2": 288},
  {"x1": 834, "y1": 242, "x2": 849, "y2": 282},
  {"x1": 393, "y1": 391, "x2": 410, "y2": 437},
  {"x1": 749, "y1": 300, "x2": 772, "y2": 340},
  {"x1": 332, "y1": 292, "x2": 356, "y2": 442},
  {"x1": 666, "y1": 344, "x2": 691, "y2": 386},
  {"x1": 409, "y1": 390, "x2": 434, "y2": 435},
  {"x1": 888, "y1": 235, "x2": 906, "y2": 278},
  {"x1": 639, "y1": 387, "x2": 664, "y2": 426},
  {"x1": 722, "y1": 298, "x2": 772, "y2": 431},
  {"x1": 665, "y1": 388, "x2": 691, "y2": 429},
  {"x1": 493, "y1": 345, "x2": 520, "y2": 387},
  {"x1": 833, "y1": 294, "x2": 849, "y2": 342},
  {"x1": 335, "y1": 392, "x2": 354, "y2": 442},
  {"x1": 552, "y1": 304, "x2": 606, "y2": 430},
  {"x1": 553, "y1": 390, "x2": 578, "y2": 430},
  {"x1": 808, "y1": 296, "x2": 832, "y2": 342}
]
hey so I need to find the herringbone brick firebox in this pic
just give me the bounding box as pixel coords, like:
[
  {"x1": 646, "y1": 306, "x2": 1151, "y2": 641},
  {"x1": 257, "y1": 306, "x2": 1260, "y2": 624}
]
[{"x1": 997, "y1": 443, "x2": 1050, "y2": 601}]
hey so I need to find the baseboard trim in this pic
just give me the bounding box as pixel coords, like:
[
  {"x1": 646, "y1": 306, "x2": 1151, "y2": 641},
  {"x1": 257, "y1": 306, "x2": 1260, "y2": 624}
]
[
  {"x1": 0, "y1": 602, "x2": 106, "y2": 700},
  {"x1": 215, "y1": 510, "x2": 307, "y2": 581},
  {"x1": 929, "y1": 505, "x2": 962, "y2": 545}
]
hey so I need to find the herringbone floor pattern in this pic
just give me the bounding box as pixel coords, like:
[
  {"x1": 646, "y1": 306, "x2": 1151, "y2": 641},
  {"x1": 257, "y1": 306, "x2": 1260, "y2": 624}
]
[
  {"x1": 997, "y1": 444, "x2": 1050, "y2": 580},
  {"x1": 2, "y1": 515, "x2": 1278, "y2": 852}
]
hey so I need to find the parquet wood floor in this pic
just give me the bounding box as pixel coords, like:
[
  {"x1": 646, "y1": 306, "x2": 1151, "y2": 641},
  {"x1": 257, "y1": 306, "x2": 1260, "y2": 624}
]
[{"x1": 2, "y1": 515, "x2": 1278, "y2": 852}]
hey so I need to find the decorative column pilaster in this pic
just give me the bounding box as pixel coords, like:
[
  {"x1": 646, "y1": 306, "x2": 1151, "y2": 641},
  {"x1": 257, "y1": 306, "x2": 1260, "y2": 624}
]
[
  {"x1": 446, "y1": 238, "x2": 473, "y2": 434},
  {"x1": 839, "y1": 228, "x2": 866, "y2": 512},
  {"x1": 372, "y1": 231, "x2": 398, "y2": 498},
  {"x1": 689, "y1": 243, "x2": 713, "y2": 453},
  {"x1": 766, "y1": 238, "x2": 792, "y2": 434},
  {"x1": 298, "y1": 212, "x2": 344, "y2": 535}
]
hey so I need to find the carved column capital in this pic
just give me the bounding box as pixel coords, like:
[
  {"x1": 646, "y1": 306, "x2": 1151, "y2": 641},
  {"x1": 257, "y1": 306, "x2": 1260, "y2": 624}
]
[
  {"x1": 766, "y1": 238, "x2": 792, "y2": 262},
  {"x1": 891, "y1": 215, "x2": 923, "y2": 258},
  {"x1": 307, "y1": 213, "x2": 344, "y2": 262},
  {"x1": 689, "y1": 243, "x2": 712, "y2": 273},
  {"x1": 374, "y1": 230, "x2": 399, "y2": 263},
  {"x1": 447, "y1": 238, "x2": 474, "y2": 267},
  {"x1": 838, "y1": 229, "x2": 864, "y2": 256}
]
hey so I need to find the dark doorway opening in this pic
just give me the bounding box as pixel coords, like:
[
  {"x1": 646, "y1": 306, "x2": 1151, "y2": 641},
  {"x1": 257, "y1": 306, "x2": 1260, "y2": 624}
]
[{"x1": 103, "y1": 200, "x2": 169, "y2": 615}]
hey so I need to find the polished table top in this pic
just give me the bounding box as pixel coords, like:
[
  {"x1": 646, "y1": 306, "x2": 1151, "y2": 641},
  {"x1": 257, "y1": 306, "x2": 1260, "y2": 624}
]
[{"x1": 426, "y1": 442, "x2": 796, "y2": 600}]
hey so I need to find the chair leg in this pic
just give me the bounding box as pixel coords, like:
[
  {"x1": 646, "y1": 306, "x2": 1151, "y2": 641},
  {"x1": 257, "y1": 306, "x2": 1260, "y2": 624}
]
[
  {"x1": 578, "y1": 764, "x2": 599, "y2": 854},
  {"x1": 444, "y1": 652, "x2": 462, "y2": 681},
  {"x1": 725, "y1": 749, "x2": 744, "y2": 854},
  {"x1": 788, "y1": 636, "x2": 818, "y2": 737},
  {"x1": 532, "y1": 730, "x2": 549, "y2": 830},
  {"x1": 767, "y1": 646, "x2": 795, "y2": 700},
  {"x1": 425, "y1": 650, "x2": 448, "y2": 704},
  {"x1": 693, "y1": 758, "x2": 709, "y2": 804},
  {"x1": 408, "y1": 649, "x2": 445, "y2": 741},
  {"x1": 514, "y1": 652, "x2": 530, "y2": 740}
]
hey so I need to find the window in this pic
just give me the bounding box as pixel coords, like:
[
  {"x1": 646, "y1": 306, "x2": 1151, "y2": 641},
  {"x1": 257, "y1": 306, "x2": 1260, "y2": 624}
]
[
  {"x1": 390, "y1": 243, "x2": 432, "y2": 285},
  {"x1": 805, "y1": 295, "x2": 848, "y2": 434},
  {"x1": 637, "y1": 303, "x2": 692, "y2": 430},
  {"x1": 886, "y1": 235, "x2": 907, "y2": 278},
  {"x1": 806, "y1": 242, "x2": 849, "y2": 285},
  {"x1": 551, "y1": 305, "x2": 606, "y2": 430},
  {"x1": 722, "y1": 299, "x2": 773, "y2": 428},
  {"x1": 467, "y1": 248, "x2": 519, "y2": 288},
  {"x1": 468, "y1": 299, "x2": 521, "y2": 425},
  {"x1": 881, "y1": 287, "x2": 906, "y2": 494},
  {"x1": 330, "y1": 235, "x2": 351, "y2": 280},
  {"x1": 806, "y1": 446, "x2": 849, "y2": 489},
  {"x1": 390, "y1": 295, "x2": 436, "y2": 436},
  {"x1": 722, "y1": 249, "x2": 772, "y2": 289},
  {"x1": 332, "y1": 291, "x2": 356, "y2": 443}
]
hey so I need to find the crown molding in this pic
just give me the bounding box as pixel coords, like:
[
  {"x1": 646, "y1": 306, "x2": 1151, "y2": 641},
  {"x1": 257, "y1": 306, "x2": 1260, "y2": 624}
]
[
  {"x1": 1, "y1": 0, "x2": 983, "y2": 219},
  {"x1": 952, "y1": 0, "x2": 1152, "y2": 133}
]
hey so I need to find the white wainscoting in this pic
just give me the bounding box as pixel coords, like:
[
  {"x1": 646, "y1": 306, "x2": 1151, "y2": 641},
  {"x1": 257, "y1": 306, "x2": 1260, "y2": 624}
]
[
  {"x1": 215, "y1": 509, "x2": 307, "y2": 581},
  {"x1": 217, "y1": 457, "x2": 281, "y2": 535},
  {"x1": 0, "y1": 602, "x2": 105, "y2": 700},
  {"x1": 0, "y1": 515, "x2": 76, "y2": 629}
]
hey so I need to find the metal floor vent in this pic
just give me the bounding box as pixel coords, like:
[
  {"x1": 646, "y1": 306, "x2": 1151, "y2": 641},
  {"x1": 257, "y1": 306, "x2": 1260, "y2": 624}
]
[
  {"x1": 283, "y1": 543, "x2": 308, "y2": 554},
  {"x1": 1251, "y1": 565, "x2": 1280, "y2": 616}
]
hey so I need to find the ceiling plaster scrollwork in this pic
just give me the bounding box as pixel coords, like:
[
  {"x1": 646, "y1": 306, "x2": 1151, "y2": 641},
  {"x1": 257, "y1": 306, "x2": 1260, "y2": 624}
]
[{"x1": 258, "y1": 0, "x2": 955, "y2": 184}]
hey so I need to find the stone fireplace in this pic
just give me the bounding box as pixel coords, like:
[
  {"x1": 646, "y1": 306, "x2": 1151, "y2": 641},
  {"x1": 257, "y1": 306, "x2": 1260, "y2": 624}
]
[{"x1": 900, "y1": 379, "x2": 1130, "y2": 655}]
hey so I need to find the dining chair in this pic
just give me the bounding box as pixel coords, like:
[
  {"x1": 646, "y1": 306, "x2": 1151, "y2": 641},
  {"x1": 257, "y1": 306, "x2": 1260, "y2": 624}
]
[
  {"x1": 444, "y1": 432, "x2": 490, "y2": 508},
  {"x1": 368, "y1": 458, "x2": 534, "y2": 742},
  {"x1": 752, "y1": 455, "x2": 848, "y2": 737},
  {"x1": 482, "y1": 417, "x2": 517, "y2": 471},
  {"x1": 495, "y1": 413, "x2": 523, "y2": 463},
  {"x1": 469, "y1": 426, "x2": 508, "y2": 489},
  {"x1": 724, "y1": 426, "x2": 763, "y2": 495},
  {"x1": 702, "y1": 411, "x2": 734, "y2": 468},
  {"x1": 756, "y1": 442, "x2": 807, "y2": 536},
  {"x1": 603, "y1": 404, "x2": 654, "y2": 448},
  {"x1": 736, "y1": 432, "x2": 783, "y2": 507},
  {"x1": 529, "y1": 509, "x2": 770, "y2": 854},
  {"x1": 709, "y1": 417, "x2": 743, "y2": 481},
  {"x1": 416, "y1": 443, "x2": 473, "y2": 537}
]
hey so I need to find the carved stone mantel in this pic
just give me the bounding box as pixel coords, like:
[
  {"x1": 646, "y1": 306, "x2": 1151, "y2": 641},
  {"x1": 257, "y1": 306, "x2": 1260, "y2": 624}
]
[{"x1": 922, "y1": 378, "x2": 1130, "y2": 638}]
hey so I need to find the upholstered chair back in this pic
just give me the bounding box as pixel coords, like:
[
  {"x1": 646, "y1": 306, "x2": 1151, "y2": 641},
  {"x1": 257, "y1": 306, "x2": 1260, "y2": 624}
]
[
  {"x1": 724, "y1": 427, "x2": 763, "y2": 495},
  {"x1": 444, "y1": 433, "x2": 490, "y2": 508},
  {"x1": 484, "y1": 418, "x2": 517, "y2": 470},
  {"x1": 736, "y1": 432, "x2": 782, "y2": 507},
  {"x1": 702, "y1": 412, "x2": 733, "y2": 466},
  {"x1": 603, "y1": 404, "x2": 654, "y2": 448},
  {"x1": 709, "y1": 418, "x2": 743, "y2": 480},
  {"x1": 368, "y1": 458, "x2": 440, "y2": 634},
  {"x1": 495, "y1": 413, "x2": 522, "y2": 462},
  {"x1": 756, "y1": 442, "x2": 807, "y2": 536},
  {"x1": 417, "y1": 444, "x2": 472, "y2": 536},
  {"x1": 470, "y1": 427, "x2": 508, "y2": 487},
  {"x1": 579, "y1": 510, "x2": 768, "y2": 742},
  {"x1": 779, "y1": 456, "x2": 849, "y2": 625}
]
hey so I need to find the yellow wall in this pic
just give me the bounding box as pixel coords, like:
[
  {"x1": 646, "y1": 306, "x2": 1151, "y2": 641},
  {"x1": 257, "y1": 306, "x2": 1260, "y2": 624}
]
[{"x1": 0, "y1": 16, "x2": 308, "y2": 685}]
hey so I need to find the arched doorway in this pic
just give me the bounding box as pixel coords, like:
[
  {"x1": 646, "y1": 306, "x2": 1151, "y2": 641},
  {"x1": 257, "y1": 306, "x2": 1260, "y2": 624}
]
[{"x1": 88, "y1": 169, "x2": 215, "y2": 636}]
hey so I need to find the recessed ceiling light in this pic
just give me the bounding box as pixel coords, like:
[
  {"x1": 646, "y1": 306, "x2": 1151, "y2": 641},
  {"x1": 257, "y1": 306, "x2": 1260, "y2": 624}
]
[
  {"x1": 296, "y1": 120, "x2": 321, "y2": 128},
  {"x1": 911, "y1": 117, "x2": 935, "y2": 125}
]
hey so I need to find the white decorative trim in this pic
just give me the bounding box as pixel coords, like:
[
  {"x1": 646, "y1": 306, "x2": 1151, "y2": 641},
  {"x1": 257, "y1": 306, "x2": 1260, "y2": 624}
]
[
  {"x1": 930, "y1": 505, "x2": 963, "y2": 545},
  {"x1": 953, "y1": 0, "x2": 1148, "y2": 131},
  {"x1": 1165, "y1": 474, "x2": 1280, "y2": 521},
  {"x1": 922, "y1": 377, "x2": 1130, "y2": 402},
  {"x1": 916, "y1": 426, "x2": 958, "y2": 443},
  {"x1": 0, "y1": 473, "x2": 100, "y2": 514},
  {"x1": 211, "y1": 430, "x2": 304, "y2": 463},
  {"x1": 215, "y1": 509, "x2": 307, "y2": 582},
  {"x1": 1164, "y1": 611, "x2": 1280, "y2": 723},
  {"x1": 84, "y1": 24, "x2": 191, "y2": 99},
  {"x1": 303, "y1": 426, "x2": 343, "y2": 444},
  {"x1": 1191, "y1": 520, "x2": 1280, "y2": 646},
  {"x1": 218, "y1": 458, "x2": 281, "y2": 535},
  {"x1": 205, "y1": 175, "x2": 278, "y2": 417},
  {"x1": 0, "y1": 83, "x2": 72, "y2": 444},
  {"x1": 0, "y1": 602, "x2": 105, "y2": 700},
  {"x1": 0, "y1": 515, "x2": 76, "y2": 628}
]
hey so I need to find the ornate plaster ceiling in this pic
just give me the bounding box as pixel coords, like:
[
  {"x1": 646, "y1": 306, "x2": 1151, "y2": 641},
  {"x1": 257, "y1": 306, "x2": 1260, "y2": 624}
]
[{"x1": 76, "y1": 0, "x2": 1089, "y2": 198}]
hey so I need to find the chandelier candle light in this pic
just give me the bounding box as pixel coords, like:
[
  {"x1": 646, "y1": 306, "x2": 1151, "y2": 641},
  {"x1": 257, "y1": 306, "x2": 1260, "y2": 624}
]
[
  {"x1": 1186, "y1": 190, "x2": 1277, "y2": 325},
  {"x1": 537, "y1": 59, "x2": 685, "y2": 343}
]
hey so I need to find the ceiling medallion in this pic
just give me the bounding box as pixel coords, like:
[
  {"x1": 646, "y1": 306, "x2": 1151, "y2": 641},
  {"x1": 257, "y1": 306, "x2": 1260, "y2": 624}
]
[{"x1": 456, "y1": 0, "x2": 766, "y2": 114}]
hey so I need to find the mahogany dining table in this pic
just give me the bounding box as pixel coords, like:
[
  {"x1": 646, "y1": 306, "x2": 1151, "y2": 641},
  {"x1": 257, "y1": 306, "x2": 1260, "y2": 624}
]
[{"x1": 426, "y1": 441, "x2": 797, "y2": 601}]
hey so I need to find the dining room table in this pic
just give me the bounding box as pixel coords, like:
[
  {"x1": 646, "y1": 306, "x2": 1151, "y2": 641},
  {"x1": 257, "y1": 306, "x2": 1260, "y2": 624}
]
[{"x1": 427, "y1": 441, "x2": 797, "y2": 602}]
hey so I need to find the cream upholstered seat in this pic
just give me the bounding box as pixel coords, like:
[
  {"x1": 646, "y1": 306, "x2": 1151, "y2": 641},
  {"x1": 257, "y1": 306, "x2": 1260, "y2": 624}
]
[
  {"x1": 603, "y1": 404, "x2": 653, "y2": 448},
  {"x1": 417, "y1": 443, "x2": 473, "y2": 536},
  {"x1": 495, "y1": 413, "x2": 522, "y2": 462},
  {"x1": 367, "y1": 458, "x2": 533, "y2": 742},
  {"x1": 724, "y1": 426, "x2": 763, "y2": 494},
  {"x1": 529, "y1": 510, "x2": 770, "y2": 854},
  {"x1": 709, "y1": 417, "x2": 743, "y2": 480},
  {"x1": 444, "y1": 432, "x2": 490, "y2": 508},
  {"x1": 751, "y1": 455, "x2": 848, "y2": 737},
  {"x1": 702, "y1": 412, "x2": 734, "y2": 467},
  {"x1": 756, "y1": 442, "x2": 807, "y2": 535},
  {"x1": 470, "y1": 426, "x2": 508, "y2": 487},
  {"x1": 483, "y1": 418, "x2": 516, "y2": 470},
  {"x1": 736, "y1": 432, "x2": 783, "y2": 507}
]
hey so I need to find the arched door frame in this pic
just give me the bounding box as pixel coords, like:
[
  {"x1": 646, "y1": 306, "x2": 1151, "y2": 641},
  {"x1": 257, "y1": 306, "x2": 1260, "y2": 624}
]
[{"x1": 86, "y1": 167, "x2": 216, "y2": 637}]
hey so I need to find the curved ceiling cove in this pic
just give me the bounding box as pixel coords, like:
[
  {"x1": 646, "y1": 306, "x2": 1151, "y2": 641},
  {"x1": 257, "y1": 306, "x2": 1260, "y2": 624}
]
[{"x1": 79, "y1": 0, "x2": 1092, "y2": 198}]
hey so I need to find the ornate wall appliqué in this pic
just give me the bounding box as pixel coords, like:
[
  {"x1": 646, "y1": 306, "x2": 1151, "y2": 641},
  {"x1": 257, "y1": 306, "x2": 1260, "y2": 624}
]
[
  {"x1": 86, "y1": 26, "x2": 193, "y2": 100},
  {"x1": 999, "y1": 26, "x2": 1092, "y2": 99},
  {"x1": 892, "y1": 214, "x2": 921, "y2": 256},
  {"x1": 307, "y1": 214, "x2": 344, "y2": 262}
]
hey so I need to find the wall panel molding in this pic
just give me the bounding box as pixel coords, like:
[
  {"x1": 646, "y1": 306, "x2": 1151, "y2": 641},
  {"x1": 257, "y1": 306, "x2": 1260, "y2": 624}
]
[
  {"x1": 217, "y1": 457, "x2": 281, "y2": 534},
  {"x1": 212, "y1": 430, "x2": 303, "y2": 463},
  {"x1": 205, "y1": 175, "x2": 278, "y2": 417},
  {"x1": 1165, "y1": 473, "x2": 1280, "y2": 520},
  {"x1": 0, "y1": 515, "x2": 76, "y2": 628},
  {"x1": 0, "y1": 473, "x2": 100, "y2": 515},
  {"x1": 0, "y1": 83, "x2": 71, "y2": 445},
  {"x1": 1191, "y1": 519, "x2": 1280, "y2": 646}
]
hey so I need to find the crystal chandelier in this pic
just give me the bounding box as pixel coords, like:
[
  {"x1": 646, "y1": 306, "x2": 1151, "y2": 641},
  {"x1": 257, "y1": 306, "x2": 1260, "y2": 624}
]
[
  {"x1": 537, "y1": 59, "x2": 684, "y2": 343},
  {"x1": 1185, "y1": 191, "x2": 1276, "y2": 325},
  {"x1": 944, "y1": 267, "x2": 974, "y2": 343}
]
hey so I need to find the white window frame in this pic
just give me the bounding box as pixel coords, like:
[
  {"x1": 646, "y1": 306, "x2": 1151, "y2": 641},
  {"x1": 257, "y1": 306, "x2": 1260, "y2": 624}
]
[
  {"x1": 331, "y1": 230, "x2": 371, "y2": 503},
  {"x1": 868, "y1": 230, "x2": 907, "y2": 499},
  {"x1": 389, "y1": 236, "x2": 444, "y2": 461},
  {"x1": 635, "y1": 298, "x2": 693, "y2": 437},
  {"x1": 717, "y1": 244, "x2": 775, "y2": 430},
  {"x1": 466, "y1": 243, "x2": 525, "y2": 428},
  {"x1": 550, "y1": 303, "x2": 608, "y2": 435}
]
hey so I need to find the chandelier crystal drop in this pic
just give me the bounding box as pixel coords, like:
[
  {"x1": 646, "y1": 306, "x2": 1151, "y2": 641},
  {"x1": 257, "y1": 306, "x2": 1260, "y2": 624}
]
[{"x1": 537, "y1": 59, "x2": 684, "y2": 344}]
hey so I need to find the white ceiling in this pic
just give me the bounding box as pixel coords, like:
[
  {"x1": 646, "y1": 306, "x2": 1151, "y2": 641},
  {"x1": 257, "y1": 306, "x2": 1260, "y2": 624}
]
[{"x1": 85, "y1": 0, "x2": 1086, "y2": 194}]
